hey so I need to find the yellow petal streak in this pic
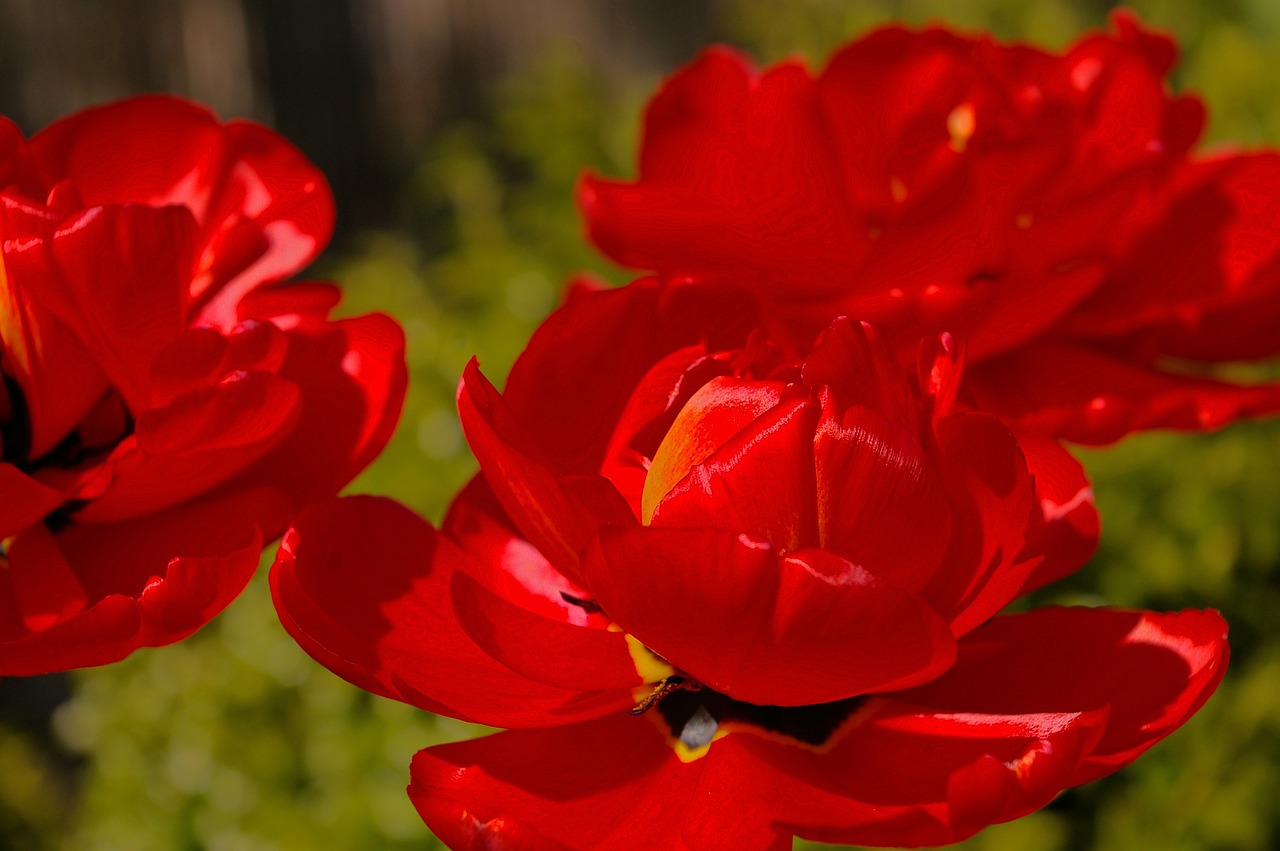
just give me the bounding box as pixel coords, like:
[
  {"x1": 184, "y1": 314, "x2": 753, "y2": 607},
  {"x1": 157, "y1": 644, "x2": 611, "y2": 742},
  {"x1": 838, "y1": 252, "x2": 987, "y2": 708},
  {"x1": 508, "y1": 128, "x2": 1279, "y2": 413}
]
[
  {"x1": 947, "y1": 102, "x2": 976, "y2": 152},
  {"x1": 626, "y1": 634, "x2": 675, "y2": 694},
  {"x1": 641, "y1": 378, "x2": 782, "y2": 523}
]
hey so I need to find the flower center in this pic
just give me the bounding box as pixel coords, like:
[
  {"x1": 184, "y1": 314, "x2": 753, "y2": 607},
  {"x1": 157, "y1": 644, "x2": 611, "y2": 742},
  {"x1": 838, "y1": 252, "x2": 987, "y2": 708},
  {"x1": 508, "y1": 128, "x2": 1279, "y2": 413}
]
[{"x1": 655, "y1": 685, "x2": 866, "y2": 750}]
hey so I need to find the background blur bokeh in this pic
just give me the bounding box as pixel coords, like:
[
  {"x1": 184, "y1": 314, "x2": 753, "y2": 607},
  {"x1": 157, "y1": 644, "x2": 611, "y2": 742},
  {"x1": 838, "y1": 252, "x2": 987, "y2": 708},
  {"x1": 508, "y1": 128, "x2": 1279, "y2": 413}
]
[{"x1": 2, "y1": 1, "x2": 1279, "y2": 849}]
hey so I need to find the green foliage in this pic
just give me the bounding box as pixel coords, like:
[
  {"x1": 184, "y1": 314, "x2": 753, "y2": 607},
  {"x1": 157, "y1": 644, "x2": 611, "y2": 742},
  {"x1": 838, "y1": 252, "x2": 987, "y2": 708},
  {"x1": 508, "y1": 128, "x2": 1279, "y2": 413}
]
[{"x1": 5, "y1": 3, "x2": 1279, "y2": 849}]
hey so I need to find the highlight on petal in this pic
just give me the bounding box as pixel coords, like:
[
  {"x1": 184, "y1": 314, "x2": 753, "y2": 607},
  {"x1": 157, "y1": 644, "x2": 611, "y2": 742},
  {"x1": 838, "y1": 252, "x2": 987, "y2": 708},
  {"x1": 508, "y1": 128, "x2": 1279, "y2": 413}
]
[
  {"x1": 24, "y1": 94, "x2": 335, "y2": 325},
  {"x1": 644, "y1": 380, "x2": 805, "y2": 542}
]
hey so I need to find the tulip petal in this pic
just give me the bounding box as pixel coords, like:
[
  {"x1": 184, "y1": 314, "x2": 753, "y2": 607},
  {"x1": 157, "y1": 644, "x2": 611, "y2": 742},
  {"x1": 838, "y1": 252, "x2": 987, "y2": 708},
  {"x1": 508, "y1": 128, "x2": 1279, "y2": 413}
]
[
  {"x1": 458, "y1": 359, "x2": 635, "y2": 583},
  {"x1": 745, "y1": 700, "x2": 1109, "y2": 848},
  {"x1": 1066, "y1": 153, "x2": 1280, "y2": 354},
  {"x1": 26, "y1": 95, "x2": 334, "y2": 325},
  {"x1": 72, "y1": 370, "x2": 301, "y2": 522},
  {"x1": 968, "y1": 338, "x2": 1280, "y2": 444},
  {"x1": 441, "y1": 476, "x2": 604, "y2": 626},
  {"x1": 587, "y1": 527, "x2": 956, "y2": 706},
  {"x1": 0, "y1": 522, "x2": 87, "y2": 637},
  {"x1": 646, "y1": 382, "x2": 811, "y2": 548},
  {"x1": 1016, "y1": 432, "x2": 1099, "y2": 592},
  {"x1": 893, "y1": 606, "x2": 1229, "y2": 785},
  {"x1": 408, "y1": 692, "x2": 1109, "y2": 850},
  {"x1": 580, "y1": 50, "x2": 865, "y2": 310},
  {"x1": 0, "y1": 463, "x2": 66, "y2": 539},
  {"x1": 2, "y1": 204, "x2": 197, "y2": 416},
  {"x1": 0, "y1": 198, "x2": 108, "y2": 458},
  {"x1": 813, "y1": 399, "x2": 952, "y2": 592},
  {"x1": 148, "y1": 321, "x2": 289, "y2": 408},
  {"x1": 923, "y1": 412, "x2": 1037, "y2": 633},
  {"x1": 451, "y1": 571, "x2": 642, "y2": 693},
  {"x1": 270, "y1": 496, "x2": 634, "y2": 728},
  {"x1": 220, "y1": 309, "x2": 407, "y2": 512},
  {"x1": 0, "y1": 487, "x2": 277, "y2": 674},
  {"x1": 502, "y1": 279, "x2": 758, "y2": 474},
  {"x1": 409, "y1": 713, "x2": 790, "y2": 851}
]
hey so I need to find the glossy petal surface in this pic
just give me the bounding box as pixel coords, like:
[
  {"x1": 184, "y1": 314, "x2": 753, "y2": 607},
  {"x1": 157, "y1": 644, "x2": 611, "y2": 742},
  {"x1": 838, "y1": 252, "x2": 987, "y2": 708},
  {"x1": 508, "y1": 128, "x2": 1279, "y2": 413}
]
[
  {"x1": 0, "y1": 95, "x2": 404, "y2": 672},
  {"x1": 580, "y1": 14, "x2": 1280, "y2": 442},
  {"x1": 587, "y1": 528, "x2": 956, "y2": 706},
  {"x1": 408, "y1": 606, "x2": 1226, "y2": 849},
  {"x1": 271, "y1": 496, "x2": 634, "y2": 728}
]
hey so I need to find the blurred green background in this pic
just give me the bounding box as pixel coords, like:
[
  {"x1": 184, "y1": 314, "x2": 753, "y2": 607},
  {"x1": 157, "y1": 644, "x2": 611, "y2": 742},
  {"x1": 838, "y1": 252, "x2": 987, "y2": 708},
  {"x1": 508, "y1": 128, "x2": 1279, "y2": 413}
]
[{"x1": 2, "y1": 1, "x2": 1280, "y2": 849}]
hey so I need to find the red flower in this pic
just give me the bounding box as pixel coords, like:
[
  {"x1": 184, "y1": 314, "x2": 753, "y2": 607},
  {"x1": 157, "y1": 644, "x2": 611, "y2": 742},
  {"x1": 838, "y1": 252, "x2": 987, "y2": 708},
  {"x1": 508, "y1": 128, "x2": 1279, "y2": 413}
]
[
  {"x1": 580, "y1": 12, "x2": 1280, "y2": 444},
  {"x1": 0, "y1": 96, "x2": 406, "y2": 673},
  {"x1": 271, "y1": 280, "x2": 1224, "y2": 848}
]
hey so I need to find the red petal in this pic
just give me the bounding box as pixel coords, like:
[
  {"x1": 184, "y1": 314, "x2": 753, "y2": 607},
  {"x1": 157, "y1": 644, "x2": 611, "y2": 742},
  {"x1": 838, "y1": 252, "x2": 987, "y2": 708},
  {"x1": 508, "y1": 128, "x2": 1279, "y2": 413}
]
[
  {"x1": 814, "y1": 398, "x2": 952, "y2": 591},
  {"x1": 30, "y1": 96, "x2": 228, "y2": 210},
  {"x1": 73, "y1": 370, "x2": 302, "y2": 522},
  {"x1": 586, "y1": 527, "x2": 955, "y2": 706},
  {"x1": 501, "y1": 279, "x2": 758, "y2": 475},
  {"x1": 923, "y1": 412, "x2": 1036, "y2": 633},
  {"x1": 0, "y1": 116, "x2": 37, "y2": 193},
  {"x1": 3, "y1": 204, "x2": 196, "y2": 416},
  {"x1": 0, "y1": 198, "x2": 108, "y2": 458},
  {"x1": 26, "y1": 95, "x2": 333, "y2": 324},
  {"x1": 1016, "y1": 432, "x2": 1099, "y2": 592},
  {"x1": 1066, "y1": 153, "x2": 1280, "y2": 355},
  {"x1": 270, "y1": 496, "x2": 633, "y2": 728},
  {"x1": 801, "y1": 318, "x2": 917, "y2": 424},
  {"x1": 442, "y1": 476, "x2": 604, "y2": 626},
  {"x1": 894, "y1": 606, "x2": 1229, "y2": 785},
  {"x1": 458, "y1": 359, "x2": 634, "y2": 584},
  {"x1": 148, "y1": 321, "x2": 289, "y2": 407},
  {"x1": 747, "y1": 699, "x2": 1107, "y2": 847},
  {"x1": 646, "y1": 380, "x2": 808, "y2": 547},
  {"x1": 599, "y1": 345, "x2": 729, "y2": 513},
  {"x1": 967, "y1": 339, "x2": 1280, "y2": 444},
  {"x1": 0, "y1": 463, "x2": 65, "y2": 539},
  {"x1": 409, "y1": 713, "x2": 788, "y2": 851},
  {"x1": 0, "y1": 595, "x2": 140, "y2": 674},
  {"x1": 451, "y1": 571, "x2": 641, "y2": 693},
  {"x1": 0, "y1": 523, "x2": 87, "y2": 637},
  {"x1": 0, "y1": 487, "x2": 278, "y2": 674},
  {"x1": 208, "y1": 309, "x2": 406, "y2": 524},
  {"x1": 580, "y1": 49, "x2": 864, "y2": 304},
  {"x1": 408, "y1": 694, "x2": 1105, "y2": 849},
  {"x1": 133, "y1": 525, "x2": 262, "y2": 648},
  {"x1": 191, "y1": 121, "x2": 335, "y2": 326}
]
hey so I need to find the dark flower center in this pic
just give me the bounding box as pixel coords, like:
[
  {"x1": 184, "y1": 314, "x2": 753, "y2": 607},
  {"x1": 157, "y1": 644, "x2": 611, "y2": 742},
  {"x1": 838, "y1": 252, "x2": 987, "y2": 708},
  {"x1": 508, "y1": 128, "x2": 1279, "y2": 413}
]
[
  {"x1": 560, "y1": 594, "x2": 866, "y2": 750},
  {"x1": 0, "y1": 372, "x2": 30, "y2": 462},
  {"x1": 0, "y1": 376, "x2": 131, "y2": 474},
  {"x1": 655, "y1": 682, "x2": 866, "y2": 749},
  {"x1": 0, "y1": 372, "x2": 132, "y2": 534}
]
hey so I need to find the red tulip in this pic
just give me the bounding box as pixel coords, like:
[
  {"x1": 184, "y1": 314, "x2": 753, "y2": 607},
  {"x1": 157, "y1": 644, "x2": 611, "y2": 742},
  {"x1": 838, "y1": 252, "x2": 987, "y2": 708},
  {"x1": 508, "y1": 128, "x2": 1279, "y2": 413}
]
[
  {"x1": 272, "y1": 279, "x2": 1223, "y2": 848},
  {"x1": 0, "y1": 96, "x2": 406, "y2": 673},
  {"x1": 580, "y1": 12, "x2": 1280, "y2": 444}
]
